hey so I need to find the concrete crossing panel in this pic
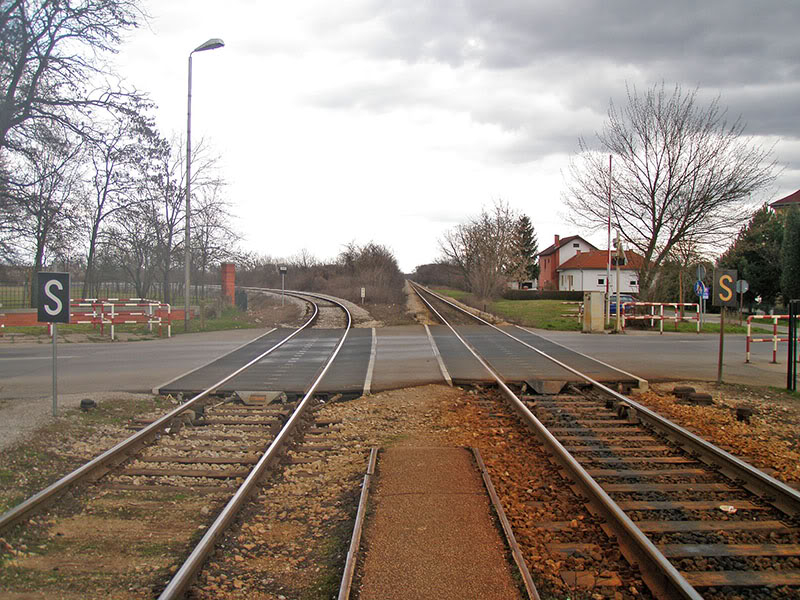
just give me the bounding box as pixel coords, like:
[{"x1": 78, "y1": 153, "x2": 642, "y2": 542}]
[
  {"x1": 508, "y1": 327, "x2": 638, "y2": 384},
  {"x1": 157, "y1": 328, "x2": 290, "y2": 394},
  {"x1": 319, "y1": 328, "x2": 372, "y2": 394},
  {"x1": 220, "y1": 329, "x2": 342, "y2": 394},
  {"x1": 371, "y1": 326, "x2": 445, "y2": 391},
  {"x1": 456, "y1": 325, "x2": 579, "y2": 383},
  {"x1": 428, "y1": 325, "x2": 491, "y2": 384}
]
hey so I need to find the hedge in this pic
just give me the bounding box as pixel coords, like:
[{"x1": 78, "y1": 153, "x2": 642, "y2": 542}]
[{"x1": 502, "y1": 290, "x2": 584, "y2": 301}]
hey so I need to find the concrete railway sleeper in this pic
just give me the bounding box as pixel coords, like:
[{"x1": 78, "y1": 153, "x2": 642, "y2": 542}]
[
  {"x1": 0, "y1": 292, "x2": 353, "y2": 599},
  {"x1": 410, "y1": 281, "x2": 800, "y2": 599}
]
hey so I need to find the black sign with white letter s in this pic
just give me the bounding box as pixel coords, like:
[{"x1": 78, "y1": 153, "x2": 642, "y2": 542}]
[{"x1": 37, "y1": 272, "x2": 70, "y2": 323}]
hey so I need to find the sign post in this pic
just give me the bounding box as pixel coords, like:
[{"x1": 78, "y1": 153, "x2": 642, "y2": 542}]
[
  {"x1": 735, "y1": 279, "x2": 749, "y2": 323},
  {"x1": 37, "y1": 272, "x2": 70, "y2": 417},
  {"x1": 278, "y1": 266, "x2": 288, "y2": 306},
  {"x1": 696, "y1": 265, "x2": 707, "y2": 326},
  {"x1": 712, "y1": 269, "x2": 737, "y2": 385}
]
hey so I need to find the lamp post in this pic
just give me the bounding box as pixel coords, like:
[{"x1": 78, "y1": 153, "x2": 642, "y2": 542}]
[{"x1": 185, "y1": 37, "x2": 224, "y2": 332}]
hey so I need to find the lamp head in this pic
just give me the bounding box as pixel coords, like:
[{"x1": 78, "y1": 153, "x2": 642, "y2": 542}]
[{"x1": 193, "y1": 38, "x2": 225, "y2": 53}]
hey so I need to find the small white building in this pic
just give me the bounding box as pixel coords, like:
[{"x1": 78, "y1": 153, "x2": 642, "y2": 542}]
[{"x1": 557, "y1": 249, "x2": 640, "y2": 294}]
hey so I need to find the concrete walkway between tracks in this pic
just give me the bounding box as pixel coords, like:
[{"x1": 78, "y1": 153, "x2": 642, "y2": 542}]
[{"x1": 357, "y1": 445, "x2": 523, "y2": 600}]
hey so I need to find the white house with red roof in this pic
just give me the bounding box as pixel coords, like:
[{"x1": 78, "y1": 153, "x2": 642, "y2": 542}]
[
  {"x1": 557, "y1": 248, "x2": 642, "y2": 294},
  {"x1": 537, "y1": 235, "x2": 598, "y2": 290},
  {"x1": 537, "y1": 234, "x2": 642, "y2": 293}
]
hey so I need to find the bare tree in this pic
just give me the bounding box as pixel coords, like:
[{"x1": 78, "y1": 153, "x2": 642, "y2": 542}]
[
  {"x1": 137, "y1": 134, "x2": 220, "y2": 304},
  {"x1": 192, "y1": 181, "x2": 239, "y2": 295},
  {"x1": 102, "y1": 204, "x2": 159, "y2": 298},
  {"x1": 290, "y1": 248, "x2": 318, "y2": 269},
  {"x1": 0, "y1": 0, "x2": 145, "y2": 152},
  {"x1": 4, "y1": 124, "x2": 84, "y2": 304},
  {"x1": 440, "y1": 200, "x2": 519, "y2": 300},
  {"x1": 667, "y1": 236, "x2": 703, "y2": 317},
  {"x1": 80, "y1": 109, "x2": 157, "y2": 296},
  {"x1": 565, "y1": 83, "x2": 776, "y2": 296}
]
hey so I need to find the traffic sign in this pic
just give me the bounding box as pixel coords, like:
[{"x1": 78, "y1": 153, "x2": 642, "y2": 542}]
[
  {"x1": 37, "y1": 272, "x2": 70, "y2": 418},
  {"x1": 736, "y1": 279, "x2": 749, "y2": 294},
  {"x1": 37, "y1": 272, "x2": 70, "y2": 323},
  {"x1": 693, "y1": 280, "x2": 706, "y2": 296},
  {"x1": 712, "y1": 269, "x2": 738, "y2": 308}
]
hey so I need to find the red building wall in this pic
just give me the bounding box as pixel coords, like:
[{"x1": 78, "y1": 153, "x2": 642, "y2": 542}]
[{"x1": 221, "y1": 263, "x2": 235, "y2": 304}]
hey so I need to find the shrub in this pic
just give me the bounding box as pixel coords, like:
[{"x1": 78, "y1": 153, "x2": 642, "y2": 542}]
[{"x1": 502, "y1": 290, "x2": 584, "y2": 301}]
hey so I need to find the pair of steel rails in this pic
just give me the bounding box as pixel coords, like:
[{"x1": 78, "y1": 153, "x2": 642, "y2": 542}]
[
  {"x1": 409, "y1": 281, "x2": 800, "y2": 600},
  {"x1": 0, "y1": 289, "x2": 352, "y2": 600}
]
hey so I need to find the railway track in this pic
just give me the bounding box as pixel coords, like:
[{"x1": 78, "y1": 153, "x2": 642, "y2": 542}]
[
  {"x1": 409, "y1": 282, "x2": 800, "y2": 599},
  {"x1": 0, "y1": 290, "x2": 353, "y2": 598}
]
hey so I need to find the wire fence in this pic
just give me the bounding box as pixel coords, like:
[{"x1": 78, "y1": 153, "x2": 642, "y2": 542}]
[{"x1": 0, "y1": 280, "x2": 219, "y2": 309}]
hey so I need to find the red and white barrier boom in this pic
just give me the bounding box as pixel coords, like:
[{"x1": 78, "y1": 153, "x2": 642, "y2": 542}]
[
  {"x1": 69, "y1": 298, "x2": 172, "y2": 340},
  {"x1": 622, "y1": 302, "x2": 700, "y2": 334},
  {"x1": 745, "y1": 314, "x2": 799, "y2": 364}
]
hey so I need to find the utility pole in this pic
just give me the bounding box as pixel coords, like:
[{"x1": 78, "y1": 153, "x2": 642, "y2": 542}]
[
  {"x1": 615, "y1": 231, "x2": 623, "y2": 333},
  {"x1": 606, "y1": 154, "x2": 612, "y2": 325}
]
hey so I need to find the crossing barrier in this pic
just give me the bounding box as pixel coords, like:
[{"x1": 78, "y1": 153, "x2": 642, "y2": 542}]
[
  {"x1": 66, "y1": 298, "x2": 172, "y2": 340},
  {"x1": 745, "y1": 315, "x2": 798, "y2": 363},
  {"x1": 622, "y1": 302, "x2": 700, "y2": 334}
]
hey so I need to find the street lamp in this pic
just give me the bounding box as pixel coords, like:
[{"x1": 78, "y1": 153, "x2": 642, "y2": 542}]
[{"x1": 185, "y1": 37, "x2": 224, "y2": 332}]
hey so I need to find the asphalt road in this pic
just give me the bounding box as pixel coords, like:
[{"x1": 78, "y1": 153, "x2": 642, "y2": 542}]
[
  {"x1": 1, "y1": 326, "x2": 789, "y2": 400},
  {"x1": 0, "y1": 328, "x2": 276, "y2": 400},
  {"x1": 531, "y1": 328, "x2": 789, "y2": 388},
  {"x1": 0, "y1": 325, "x2": 791, "y2": 451}
]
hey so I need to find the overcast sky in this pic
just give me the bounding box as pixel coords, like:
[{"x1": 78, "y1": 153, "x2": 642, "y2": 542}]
[{"x1": 114, "y1": 0, "x2": 800, "y2": 272}]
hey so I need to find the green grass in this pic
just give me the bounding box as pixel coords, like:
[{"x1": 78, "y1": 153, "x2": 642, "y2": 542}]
[
  {"x1": 182, "y1": 306, "x2": 260, "y2": 334},
  {"x1": 491, "y1": 299, "x2": 582, "y2": 330},
  {"x1": 433, "y1": 290, "x2": 582, "y2": 330},
  {"x1": 432, "y1": 288, "x2": 470, "y2": 301}
]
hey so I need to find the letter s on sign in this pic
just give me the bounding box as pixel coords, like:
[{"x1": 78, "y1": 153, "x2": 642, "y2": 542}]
[
  {"x1": 44, "y1": 279, "x2": 63, "y2": 316},
  {"x1": 719, "y1": 274, "x2": 734, "y2": 303}
]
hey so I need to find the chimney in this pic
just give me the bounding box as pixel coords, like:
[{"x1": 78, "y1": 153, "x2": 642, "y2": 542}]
[{"x1": 554, "y1": 234, "x2": 560, "y2": 247}]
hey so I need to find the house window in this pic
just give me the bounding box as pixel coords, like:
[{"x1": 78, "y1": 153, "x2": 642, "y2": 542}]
[
  {"x1": 631, "y1": 280, "x2": 638, "y2": 286},
  {"x1": 598, "y1": 277, "x2": 605, "y2": 285},
  {"x1": 573, "y1": 243, "x2": 580, "y2": 248}
]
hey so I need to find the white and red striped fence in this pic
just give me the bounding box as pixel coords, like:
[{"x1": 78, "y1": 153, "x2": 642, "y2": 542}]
[
  {"x1": 622, "y1": 302, "x2": 700, "y2": 334},
  {"x1": 745, "y1": 315, "x2": 798, "y2": 363},
  {"x1": 56, "y1": 298, "x2": 172, "y2": 340}
]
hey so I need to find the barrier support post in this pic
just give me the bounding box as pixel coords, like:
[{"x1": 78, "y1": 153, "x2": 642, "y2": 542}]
[
  {"x1": 773, "y1": 317, "x2": 779, "y2": 364},
  {"x1": 746, "y1": 318, "x2": 751, "y2": 363}
]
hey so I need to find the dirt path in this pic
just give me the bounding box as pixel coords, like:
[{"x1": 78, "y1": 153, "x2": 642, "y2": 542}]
[{"x1": 358, "y1": 445, "x2": 523, "y2": 599}]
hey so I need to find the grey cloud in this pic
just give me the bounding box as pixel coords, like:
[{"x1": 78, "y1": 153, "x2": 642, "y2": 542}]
[{"x1": 305, "y1": 0, "x2": 800, "y2": 171}]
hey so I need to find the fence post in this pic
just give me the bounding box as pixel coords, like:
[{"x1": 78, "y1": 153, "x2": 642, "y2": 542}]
[{"x1": 789, "y1": 300, "x2": 799, "y2": 391}]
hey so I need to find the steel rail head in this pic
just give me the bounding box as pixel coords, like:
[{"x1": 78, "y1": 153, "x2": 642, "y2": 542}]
[
  {"x1": 0, "y1": 297, "x2": 323, "y2": 534},
  {"x1": 338, "y1": 447, "x2": 378, "y2": 600},
  {"x1": 409, "y1": 281, "x2": 702, "y2": 600},
  {"x1": 413, "y1": 282, "x2": 800, "y2": 515},
  {"x1": 158, "y1": 291, "x2": 352, "y2": 600}
]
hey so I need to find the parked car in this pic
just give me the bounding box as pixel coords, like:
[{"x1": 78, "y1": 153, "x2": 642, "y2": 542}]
[{"x1": 609, "y1": 294, "x2": 636, "y2": 315}]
